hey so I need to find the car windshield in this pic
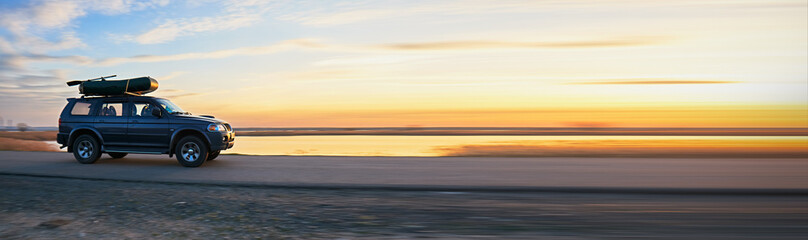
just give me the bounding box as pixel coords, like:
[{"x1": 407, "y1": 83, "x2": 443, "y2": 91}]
[{"x1": 155, "y1": 99, "x2": 188, "y2": 115}]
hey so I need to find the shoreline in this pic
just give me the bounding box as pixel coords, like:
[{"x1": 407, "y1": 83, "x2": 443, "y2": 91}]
[
  {"x1": 2, "y1": 130, "x2": 807, "y2": 158},
  {"x1": 3, "y1": 150, "x2": 807, "y2": 159},
  {"x1": 4, "y1": 128, "x2": 808, "y2": 137},
  {"x1": 238, "y1": 127, "x2": 808, "y2": 136}
]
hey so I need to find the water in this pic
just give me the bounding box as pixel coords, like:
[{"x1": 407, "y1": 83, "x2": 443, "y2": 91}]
[{"x1": 226, "y1": 135, "x2": 808, "y2": 157}]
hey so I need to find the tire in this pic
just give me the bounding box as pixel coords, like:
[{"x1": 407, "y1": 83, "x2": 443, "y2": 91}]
[
  {"x1": 108, "y1": 152, "x2": 128, "y2": 159},
  {"x1": 207, "y1": 150, "x2": 221, "y2": 161},
  {"x1": 72, "y1": 135, "x2": 101, "y2": 164},
  {"x1": 175, "y1": 136, "x2": 208, "y2": 167}
]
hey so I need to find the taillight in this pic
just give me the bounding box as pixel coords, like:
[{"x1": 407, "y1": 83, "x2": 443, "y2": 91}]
[{"x1": 58, "y1": 118, "x2": 62, "y2": 126}]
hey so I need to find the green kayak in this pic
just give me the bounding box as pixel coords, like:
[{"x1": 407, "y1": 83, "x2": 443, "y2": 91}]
[{"x1": 70, "y1": 76, "x2": 158, "y2": 96}]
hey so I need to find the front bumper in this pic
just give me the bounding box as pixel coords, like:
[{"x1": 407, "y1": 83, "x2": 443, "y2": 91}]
[{"x1": 207, "y1": 130, "x2": 235, "y2": 151}]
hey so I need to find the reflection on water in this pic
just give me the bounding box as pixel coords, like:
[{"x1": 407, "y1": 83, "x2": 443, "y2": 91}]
[{"x1": 227, "y1": 135, "x2": 808, "y2": 157}]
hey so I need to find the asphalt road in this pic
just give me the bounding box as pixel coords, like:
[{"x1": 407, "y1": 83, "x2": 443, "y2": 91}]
[{"x1": 1, "y1": 151, "x2": 806, "y2": 193}]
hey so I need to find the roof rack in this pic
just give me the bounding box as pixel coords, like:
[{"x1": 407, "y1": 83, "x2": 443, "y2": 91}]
[{"x1": 79, "y1": 93, "x2": 146, "y2": 99}]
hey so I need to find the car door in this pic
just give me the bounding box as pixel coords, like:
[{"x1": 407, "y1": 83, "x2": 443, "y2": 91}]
[
  {"x1": 94, "y1": 100, "x2": 128, "y2": 146},
  {"x1": 127, "y1": 100, "x2": 171, "y2": 148}
]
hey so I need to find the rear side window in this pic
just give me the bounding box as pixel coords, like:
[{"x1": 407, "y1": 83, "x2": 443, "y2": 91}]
[
  {"x1": 70, "y1": 102, "x2": 92, "y2": 115},
  {"x1": 99, "y1": 102, "x2": 125, "y2": 117}
]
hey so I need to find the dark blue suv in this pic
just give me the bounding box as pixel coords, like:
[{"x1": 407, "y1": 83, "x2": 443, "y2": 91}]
[{"x1": 57, "y1": 95, "x2": 235, "y2": 167}]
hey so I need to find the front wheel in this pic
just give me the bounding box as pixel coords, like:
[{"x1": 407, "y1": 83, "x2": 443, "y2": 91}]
[
  {"x1": 72, "y1": 135, "x2": 101, "y2": 164},
  {"x1": 175, "y1": 136, "x2": 208, "y2": 167},
  {"x1": 207, "y1": 150, "x2": 220, "y2": 161}
]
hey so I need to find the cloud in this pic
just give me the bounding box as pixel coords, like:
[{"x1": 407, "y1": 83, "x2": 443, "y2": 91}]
[
  {"x1": 313, "y1": 55, "x2": 436, "y2": 66},
  {"x1": 94, "y1": 35, "x2": 663, "y2": 66},
  {"x1": 278, "y1": 0, "x2": 806, "y2": 27},
  {"x1": 0, "y1": 0, "x2": 169, "y2": 102},
  {"x1": 14, "y1": 34, "x2": 664, "y2": 68},
  {"x1": 0, "y1": 1, "x2": 82, "y2": 35},
  {"x1": 0, "y1": 69, "x2": 74, "y2": 100},
  {"x1": 96, "y1": 38, "x2": 322, "y2": 65},
  {"x1": 0, "y1": 1, "x2": 87, "y2": 54},
  {"x1": 376, "y1": 37, "x2": 667, "y2": 51},
  {"x1": 91, "y1": 0, "x2": 170, "y2": 15},
  {"x1": 0, "y1": 33, "x2": 670, "y2": 71},
  {"x1": 4, "y1": 38, "x2": 321, "y2": 70},
  {"x1": 0, "y1": 0, "x2": 169, "y2": 35},
  {"x1": 10, "y1": 32, "x2": 86, "y2": 55},
  {"x1": 0, "y1": 0, "x2": 170, "y2": 53},
  {"x1": 129, "y1": 0, "x2": 278, "y2": 44},
  {"x1": 280, "y1": 8, "x2": 399, "y2": 26},
  {"x1": 276, "y1": 1, "x2": 554, "y2": 26},
  {"x1": 28, "y1": 1, "x2": 84, "y2": 29},
  {"x1": 0, "y1": 37, "x2": 14, "y2": 54},
  {"x1": 134, "y1": 12, "x2": 262, "y2": 44},
  {"x1": 151, "y1": 87, "x2": 202, "y2": 99},
  {"x1": 157, "y1": 71, "x2": 187, "y2": 81},
  {"x1": 573, "y1": 79, "x2": 741, "y2": 85},
  {"x1": 0, "y1": 54, "x2": 92, "y2": 70},
  {"x1": 160, "y1": 93, "x2": 201, "y2": 99}
]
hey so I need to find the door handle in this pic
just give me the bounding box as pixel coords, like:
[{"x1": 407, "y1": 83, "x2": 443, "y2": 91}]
[
  {"x1": 98, "y1": 120, "x2": 104, "y2": 123},
  {"x1": 131, "y1": 120, "x2": 139, "y2": 124}
]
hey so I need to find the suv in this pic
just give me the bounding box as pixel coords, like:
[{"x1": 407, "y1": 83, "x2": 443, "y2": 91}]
[{"x1": 57, "y1": 95, "x2": 235, "y2": 167}]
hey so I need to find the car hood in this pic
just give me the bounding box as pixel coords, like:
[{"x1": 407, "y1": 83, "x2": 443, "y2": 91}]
[{"x1": 171, "y1": 114, "x2": 228, "y2": 125}]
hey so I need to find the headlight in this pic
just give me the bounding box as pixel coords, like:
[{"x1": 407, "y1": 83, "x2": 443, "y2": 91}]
[{"x1": 207, "y1": 123, "x2": 227, "y2": 132}]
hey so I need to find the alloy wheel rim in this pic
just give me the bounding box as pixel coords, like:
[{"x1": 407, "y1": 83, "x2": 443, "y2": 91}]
[
  {"x1": 77, "y1": 140, "x2": 93, "y2": 158},
  {"x1": 181, "y1": 142, "x2": 200, "y2": 162}
]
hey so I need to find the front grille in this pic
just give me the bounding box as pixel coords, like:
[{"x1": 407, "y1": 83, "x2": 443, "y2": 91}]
[{"x1": 224, "y1": 123, "x2": 232, "y2": 132}]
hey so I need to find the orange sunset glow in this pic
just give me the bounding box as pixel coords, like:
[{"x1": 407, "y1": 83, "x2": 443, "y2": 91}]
[{"x1": 208, "y1": 105, "x2": 808, "y2": 128}]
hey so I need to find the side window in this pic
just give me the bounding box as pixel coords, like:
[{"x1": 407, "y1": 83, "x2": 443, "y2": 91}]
[
  {"x1": 98, "y1": 102, "x2": 125, "y2": 117},
  {"x1": 131, "y1": 102, "x2": 158, "y2": 117},
  {"x1": 70, "y1": 101, "x2": 92, "y2": 115}
]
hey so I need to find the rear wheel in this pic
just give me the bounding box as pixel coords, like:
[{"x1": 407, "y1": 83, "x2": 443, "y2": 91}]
[
  {"x1": 72, "y1": 135, "x2": 100, "y2": 164},
  {"x1": 207, "y1": 150, "x2": 220, "y2": 161},
  {"x1": 175, "y1": 136, "x2": 208, "y2": 167},
  {"x1": 108, "y1": 152, "x2": 128, "y2": 159}
]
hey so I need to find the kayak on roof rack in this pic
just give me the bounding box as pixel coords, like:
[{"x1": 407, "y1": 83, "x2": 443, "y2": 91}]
[{"x1": 66, "y1": 75, "x2": 158, "y2": 96}]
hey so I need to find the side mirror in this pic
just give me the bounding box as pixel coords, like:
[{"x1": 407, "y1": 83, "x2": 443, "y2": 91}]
[{"x1": 151, "y1": 108, "x2": 162, "y2": 118}]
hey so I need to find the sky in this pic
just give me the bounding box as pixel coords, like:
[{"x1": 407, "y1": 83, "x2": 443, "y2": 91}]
[{"x1": 0, "y1": 0, "x2": 806, "y2": 128}]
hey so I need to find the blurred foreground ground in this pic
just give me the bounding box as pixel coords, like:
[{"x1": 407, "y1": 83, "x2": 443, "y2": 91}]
[{"x1": 1, "y1": 175, "x2": 806, "y2": 239}]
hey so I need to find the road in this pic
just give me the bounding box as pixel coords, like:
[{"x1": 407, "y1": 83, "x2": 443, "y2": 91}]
[
  {"x1": 0, "y1": 151, "x2": 806, "y2": 193},
  {"x1": 2, "y1": 151, "x2": 807, "y2": 238}
]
